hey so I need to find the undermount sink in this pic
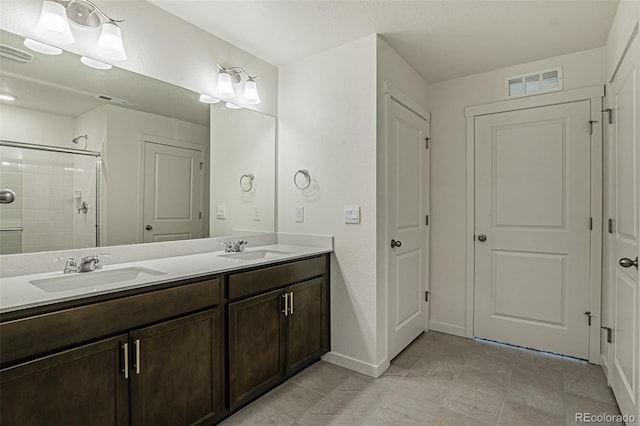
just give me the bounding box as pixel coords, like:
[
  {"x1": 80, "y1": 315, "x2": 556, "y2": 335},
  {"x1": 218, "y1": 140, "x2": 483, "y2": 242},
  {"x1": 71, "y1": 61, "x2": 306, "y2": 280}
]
[
  {"x1": 30, "y1": 267, "x2": 167, "y2": 293},
  {"x1": 218, "y1": 249, "x2": 293, "y2": 261}
]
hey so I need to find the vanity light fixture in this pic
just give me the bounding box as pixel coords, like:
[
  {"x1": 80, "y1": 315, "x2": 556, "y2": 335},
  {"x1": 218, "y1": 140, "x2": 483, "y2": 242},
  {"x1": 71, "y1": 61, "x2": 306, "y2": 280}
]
[
  {"x1": 216, "y1": 64, "x2": 261, "y2": 104},
  {"x1": 0, "y1": 94, "x2": 17, "y2": 101},
  {"x1": 80, "y1": 56, "x2": 112, "y2": 70},
  {"x1": 225, "y1": 102, "x2": 242, "y2": 110},
  {"x1": 199, "y1": 94, "x2": 221, "y2": 104},
  {"x1": 34, "y1": 0, "x2": 127, "y2": 61},
  {"x1": 23, "y1": 38, "x2": 63, "y2": 55}
]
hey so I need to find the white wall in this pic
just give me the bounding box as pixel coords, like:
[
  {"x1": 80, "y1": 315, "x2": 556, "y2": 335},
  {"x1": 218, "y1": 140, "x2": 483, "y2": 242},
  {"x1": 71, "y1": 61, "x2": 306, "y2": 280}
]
[
  {"x1": 0, "y1": 104, "x2": 75, "y2": 148},
  {"x1": 278, "y1": 35, "x2": 380, "y2": 372},
  {"x1": 375, "y1": 36, "x2": 430, "y2": 365},
  {"x1": 428, "y1": 47, "x2": 607, "y2": 336},
  {"x1": 0, "y1": 0, "x2": 278, "y2": 116},
  {"x1": 210, "y1": 106, "x2": 276, "y2": 237}
]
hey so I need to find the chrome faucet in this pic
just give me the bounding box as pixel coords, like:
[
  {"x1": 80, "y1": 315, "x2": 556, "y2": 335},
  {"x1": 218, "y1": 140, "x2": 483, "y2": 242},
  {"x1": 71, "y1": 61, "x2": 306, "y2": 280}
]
[
  {"x1": 78, "y1": 253, "x2": 110, "y2": 273},
  {"x1": 222, "y1": 240, "x2": 248, "y2": 253},
  {"x1": 55, "y1": 256, "x2": 78, "y2": 274}
]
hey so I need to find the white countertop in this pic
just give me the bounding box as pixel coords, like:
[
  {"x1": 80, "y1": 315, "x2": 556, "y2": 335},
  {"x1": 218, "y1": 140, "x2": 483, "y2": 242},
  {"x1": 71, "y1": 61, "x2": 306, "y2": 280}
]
[{"x1": 0, "y1": 244, "x2": 331, "y2": 314}]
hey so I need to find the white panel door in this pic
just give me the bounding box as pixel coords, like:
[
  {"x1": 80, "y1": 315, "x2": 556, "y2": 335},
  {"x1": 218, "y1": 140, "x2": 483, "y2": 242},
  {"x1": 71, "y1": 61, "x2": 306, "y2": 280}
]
[
  {"x1": 388, "y1": 99, "x2": 429, "y2": 360},
  {"x1": 609, "y1": 33, "x2": 639, "y2": 425},
  {"x1": 474, "y1": 101, "x2": 592, "y2": 359},
  {"x1": 143, "y1": 142, "x2": 203, "y2": 243}
]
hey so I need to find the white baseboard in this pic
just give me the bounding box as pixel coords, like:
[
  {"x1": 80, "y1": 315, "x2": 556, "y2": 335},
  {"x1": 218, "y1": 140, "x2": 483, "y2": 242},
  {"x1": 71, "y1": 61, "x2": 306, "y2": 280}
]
[
  {"x1": 321, "y1": 351, "x2": 390, "y2": 378},
  {"x1": 600, "y1": 354, "x2": 610, "y2": 382},
  {"x1": 429, "y1": 321, "x2": 467, "y2": 337}
]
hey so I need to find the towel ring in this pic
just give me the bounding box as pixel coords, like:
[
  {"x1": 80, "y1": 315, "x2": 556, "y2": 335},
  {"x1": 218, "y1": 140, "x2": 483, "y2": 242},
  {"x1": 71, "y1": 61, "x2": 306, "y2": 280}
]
[
  {"x1": 240, "y1": 173, "x2": 255, "y2": 192},
  {"x1": 294, "y1": 169, "x2": 311, "y2": 190}
]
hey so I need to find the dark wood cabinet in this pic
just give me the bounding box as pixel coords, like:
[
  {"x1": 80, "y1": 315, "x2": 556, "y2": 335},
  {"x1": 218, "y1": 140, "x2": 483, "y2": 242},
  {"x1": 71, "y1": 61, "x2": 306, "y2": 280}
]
[
  {"x1": 228, "y1": 289, "x2": 286, "y2": 409},
  {"x1": 227, "y1": 257, "x2": 330, "y2": 410},
  {"x1": 130, "y1": 310, "x2": 222, "y2": 426},
  {"x1": 0, "y1": 334, "x2": 129, "y2": 426}
]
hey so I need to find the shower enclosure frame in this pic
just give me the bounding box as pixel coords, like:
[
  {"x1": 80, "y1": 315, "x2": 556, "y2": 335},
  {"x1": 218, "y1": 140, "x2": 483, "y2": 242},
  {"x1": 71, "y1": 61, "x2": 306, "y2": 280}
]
[{"x1": 0, "y1": 140, "x2": 102, "y2": 249}]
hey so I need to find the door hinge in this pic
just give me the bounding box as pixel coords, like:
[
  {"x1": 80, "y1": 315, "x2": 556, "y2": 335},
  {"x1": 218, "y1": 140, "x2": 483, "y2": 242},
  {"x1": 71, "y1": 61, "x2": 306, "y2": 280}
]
[
  {"x1": 602, "y1": 109, "x2": 613, "y2": 124},
  {"x1": 425, "y1": 138, "x2": 430, "y2": 149},
  {"x1": 589, "y1": 217, "x2": 593, "y2": 230},
  {"x1": 608, "y1": 218, "x2": 614, "y2": 234},
  {"x1": 199, "y1": 211, "x2": 202, "y2": 219},
  {"x1": 588, "y1": 120, "x2": 598, "y2": 135},
  {"x1": 425, "y1": 215, "x2": 429, "y2": 226},
  {"x1": 585, "y1": 311, "x2": 592, "y2": 326},
  {"x1": 425, "y1": 291, "x2": 430, "y2": 302},
  {"x1": 199, "y1": 162, "x2": 204, "y2": 170},
  {"x1": 601, "y1": 326, "x2": 613, "y2": 343}
]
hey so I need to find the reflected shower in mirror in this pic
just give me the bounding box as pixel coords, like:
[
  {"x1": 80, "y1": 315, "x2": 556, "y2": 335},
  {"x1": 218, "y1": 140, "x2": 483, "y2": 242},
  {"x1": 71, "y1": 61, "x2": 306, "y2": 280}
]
[{"x1": 0, "y1": 29, "x2": 276, "y2": 254}]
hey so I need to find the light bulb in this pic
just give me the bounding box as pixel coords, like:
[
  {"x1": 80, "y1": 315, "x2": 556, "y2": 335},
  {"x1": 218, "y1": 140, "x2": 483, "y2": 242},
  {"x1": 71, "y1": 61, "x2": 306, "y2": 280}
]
[
  {"x1": 243, "y1": 78, "x2": 261, "y2": 104},
  {"x1": 24, "y1": 38, "x2": 63, "y2": 55},
  {"x1": 96, "y1": 22, "x2": 127, "y2": 61},
  {"x1": 199, "y1": 94, "x2": 220, "y2": 104},
  {"x1": 0, "y1": 94, "x2": 17, "y2": 101},
  {"x1": 216, "y1": 71, "x2": 236, "y2": 98},
  {"x1": 35, "y1": 1, "x2": 75, "y2": 45},
  {"x1": 80, "y1": 56, "x2": 112, "y2": 70}
]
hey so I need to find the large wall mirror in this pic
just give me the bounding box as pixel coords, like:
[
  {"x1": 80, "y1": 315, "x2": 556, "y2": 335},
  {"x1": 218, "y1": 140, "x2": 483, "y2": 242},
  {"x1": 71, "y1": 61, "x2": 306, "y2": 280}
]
[{"x1": 0, "y1": 29, "x2": 276, "y2": 254}]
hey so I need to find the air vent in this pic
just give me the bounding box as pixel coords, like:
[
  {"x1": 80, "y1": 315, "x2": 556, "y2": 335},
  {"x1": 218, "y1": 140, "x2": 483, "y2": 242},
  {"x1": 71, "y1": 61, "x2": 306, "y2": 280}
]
[
  {"x1": 506, "y1": 67, "x2": 562, "y2": 99},
  {"x1": 0, "y1": 44, "x2": 34, "y2": 64},
  {"x1": 97, "y1": 94, "x2": 128, "y2": 104}
]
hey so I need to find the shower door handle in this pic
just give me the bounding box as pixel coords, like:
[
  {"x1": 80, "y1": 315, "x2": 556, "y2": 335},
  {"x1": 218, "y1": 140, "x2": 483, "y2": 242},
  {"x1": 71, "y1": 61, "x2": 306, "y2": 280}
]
[{"x1": 0, "y1": 189, "x2": 16, "y2": 204}]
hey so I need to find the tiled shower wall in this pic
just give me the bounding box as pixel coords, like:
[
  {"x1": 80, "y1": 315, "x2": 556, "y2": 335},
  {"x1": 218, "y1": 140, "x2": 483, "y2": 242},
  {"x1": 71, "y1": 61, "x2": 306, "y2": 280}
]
[{"x1": 0, "y1": 146, "x2": 97, "y2": 254}]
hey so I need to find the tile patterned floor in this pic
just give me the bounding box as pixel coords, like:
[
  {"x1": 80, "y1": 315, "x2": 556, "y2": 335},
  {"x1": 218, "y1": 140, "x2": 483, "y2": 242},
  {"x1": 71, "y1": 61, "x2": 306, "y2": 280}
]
[{"x1": 221, "y1": 331, "x2": 622, "y2": 425}]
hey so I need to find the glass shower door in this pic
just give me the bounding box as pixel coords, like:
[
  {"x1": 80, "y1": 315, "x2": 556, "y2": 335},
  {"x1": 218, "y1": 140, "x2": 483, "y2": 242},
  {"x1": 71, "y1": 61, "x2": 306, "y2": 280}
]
[{"x1": 0, "y1": 145, "x2": 23, "y2": 254}]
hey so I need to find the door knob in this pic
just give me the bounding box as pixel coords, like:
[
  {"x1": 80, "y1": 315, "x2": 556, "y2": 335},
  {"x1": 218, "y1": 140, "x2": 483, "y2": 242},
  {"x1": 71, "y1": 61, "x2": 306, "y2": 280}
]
[
  {"x1": 619, "y1": 257, "x2": 638, "y2": 269},
  {"x1": 390, "y1": 239, "x2": 402, "y2": 248},
  {"x1": 145, "y1": 225, "x2": 153, "y2": 231},
  {"x1": 477, "y1": 234, "x2": 487, "y2": 242}
]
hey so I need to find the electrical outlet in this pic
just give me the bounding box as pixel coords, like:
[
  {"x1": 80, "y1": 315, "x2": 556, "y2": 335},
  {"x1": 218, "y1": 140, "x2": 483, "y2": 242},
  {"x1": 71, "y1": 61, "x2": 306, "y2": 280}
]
[
  {"x1": 253, "y1": 207, "x2": 261, "y2": 221},
  {"x1": 295, "y1": 206, "x2": 304, "y2": 223},
  {"x1": 216, "y1": 206, "x2": 226, "y2": 220}
]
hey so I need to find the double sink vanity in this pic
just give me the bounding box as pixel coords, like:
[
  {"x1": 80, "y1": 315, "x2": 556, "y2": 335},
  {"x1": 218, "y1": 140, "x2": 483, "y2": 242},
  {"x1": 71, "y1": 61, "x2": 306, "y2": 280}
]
[{"x1": 0, "y1": 240, "x2": 331, "y2": 425}]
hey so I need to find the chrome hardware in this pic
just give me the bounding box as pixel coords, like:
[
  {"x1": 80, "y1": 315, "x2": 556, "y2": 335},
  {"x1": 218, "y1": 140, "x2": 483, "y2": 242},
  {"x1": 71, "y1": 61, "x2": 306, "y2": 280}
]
[
  {"x1": 585, "y1": 311, "x2": 592, "y2": 326},
  {"x1": 145, "y1": 225, "x2": 152, "y2": 231},
  {"x1": 289, "y1": 292, "x2": 294, "y2": 315},
  {"x1": 294, "y1": 169, "x2": 311, "y2": 190},
  {"x1": 0, "y1": 227, "x2": 23, "y2": 232},
  {"x1": 619, "y1": 257, "x2": 638, "y2": 269},
  {"x1": 122, "y1": 343, "x2": 129, "y2": 379},
  {"x1": 390, "y1": 239, "x2": 402, "y2": 248},
  {"x1": 608, "y1": 218, "x2": 614, "y2": 234},
  {"x1": 78, "y1": 253, "x2": 110, "y2": 272},
  {"x1": 588, "y1": 120, "x2": 598, "y2": 135},
  {"x1": 77, "y1": 200, "x2": 88, "y2": 214},
  {"x1": 601, "y1": 326, "x2": 613, "y2": 343},
  {"x1": 602, "y1": 108, "x2": 613, "y2": 124},
  {"x1": 223, "y1": 240, "x2": 248, "y2": 253},
  {"x1": 55, "y1": 256, "x2": 78, "y2": 274},
  {"x1": 134, "y1": 339, "x2": 140, "y2": 374},
  {"x1": 240, "y1": 173, "x2": 255, "y2": 192},
  {"x1": 0, "y1": 189, "x2": 16, "y2": 204},
  {"x1": 477, "y1": 234, "x2": 487, "y2": 242},
  {"x1": 282, "y1": 293, "x2": 289, "y2": 317}
]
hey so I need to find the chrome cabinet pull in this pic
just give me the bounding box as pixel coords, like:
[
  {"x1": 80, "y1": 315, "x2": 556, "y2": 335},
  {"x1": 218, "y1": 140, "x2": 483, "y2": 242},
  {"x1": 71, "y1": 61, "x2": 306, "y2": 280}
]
[
  {"x1": 619, "y1": 257, "x2": 638, "y2": 269},
  {"x1": 289, "y1": 292, "x2": 294, "y2": 315},
  {"x1": 134, "y1": 339, "x2": 141, "y2": 374},
  {"x1": 122, "y1": 343, "x2": 129, "y2": 379},
  {"x1": 282, "y1": 293, "x2": 289, "y2": 317}
]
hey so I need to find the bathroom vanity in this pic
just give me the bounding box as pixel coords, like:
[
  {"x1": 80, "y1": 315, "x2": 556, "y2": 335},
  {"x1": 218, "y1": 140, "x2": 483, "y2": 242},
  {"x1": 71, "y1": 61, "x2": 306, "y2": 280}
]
[{"x1": 0, "y1": 247, "x2": 330, "y2": 425}]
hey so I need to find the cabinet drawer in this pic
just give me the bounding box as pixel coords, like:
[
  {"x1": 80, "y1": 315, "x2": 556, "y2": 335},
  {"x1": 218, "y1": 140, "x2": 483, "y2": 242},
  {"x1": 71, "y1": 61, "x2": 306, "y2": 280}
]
[
  {"x1": 1, "y1": 278, "x2": 220, "y2": 367},
  {"x1": 228, "y1": 256, "x2": 326, "y2": 301}
]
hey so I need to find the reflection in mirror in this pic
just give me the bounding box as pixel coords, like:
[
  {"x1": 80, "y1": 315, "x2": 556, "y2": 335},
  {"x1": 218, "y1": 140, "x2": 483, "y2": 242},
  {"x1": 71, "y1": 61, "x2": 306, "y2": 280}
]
[{"x1": 0, "y1": 29, "x2": 276, "y2": 254}]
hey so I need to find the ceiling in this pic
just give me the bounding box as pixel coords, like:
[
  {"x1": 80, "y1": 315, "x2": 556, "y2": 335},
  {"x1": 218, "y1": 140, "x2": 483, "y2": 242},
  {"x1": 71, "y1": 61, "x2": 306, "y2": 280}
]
[{"x1": 149, "y1": 0, "x2": 618, "y2": 83}]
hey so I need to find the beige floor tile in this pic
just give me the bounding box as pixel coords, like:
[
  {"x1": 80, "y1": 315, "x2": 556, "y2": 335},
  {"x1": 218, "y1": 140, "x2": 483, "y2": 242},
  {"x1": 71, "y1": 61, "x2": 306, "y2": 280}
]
[
  {"x1": 373, "y1": 390, "x2": 441, "y2": 425},
  {"x1": 289, "y1": 361, "x2": 352, "y2": 395},
  {"x1": 324, "y1": 375, "x2": 389, "y2": 412},
  {"x1": 296, "y1": 396, "x2": 395, "y2": 426},
  {"x1": 464, "y1": 353, "x2": 514, "y2": 383},
  {"x1": 472, "y1": 340, "x2": 521, "y2": 361},
  {"x1": 563, "y1": 364, "x2": 617, "y2": 405},
  {"x1": 506, "y1": 366, "x2": 565, "y2": 416},
  {"x1": 429, "y1": 407, "x2": 491, "y2": 426},
  {"x1": 220, "y1": 402, "x2": 296, "y2": 425},
  {"x1": 258, "y1": 382, "x2": 324, "y2": 420},
  {"x1": 442, "y1": 368, "x2": 507, "y2": 425},
  {"x1": 413, "y1": 355, "x2": 466, "y2": 381},
  {"x1": 565, "y1": 392, "x2": 623, "y2": 426},
  {"x1": 395, "y1": 371, "x2": 453, "y2": 404},
  {"x1": 499, "y1": 400, "x2": 565, "y2": 426}
]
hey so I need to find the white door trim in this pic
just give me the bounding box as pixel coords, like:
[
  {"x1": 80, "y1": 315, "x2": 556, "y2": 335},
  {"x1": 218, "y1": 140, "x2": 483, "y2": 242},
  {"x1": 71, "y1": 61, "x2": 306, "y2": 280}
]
[{"x1": 464, "y1": 85, "x2": 604, "y2": 364}]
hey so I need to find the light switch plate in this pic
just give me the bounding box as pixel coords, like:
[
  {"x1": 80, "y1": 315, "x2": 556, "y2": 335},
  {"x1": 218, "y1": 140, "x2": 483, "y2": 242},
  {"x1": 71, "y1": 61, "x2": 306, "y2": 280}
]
[
  {"x1": 295, "y1": 206, "x2": 304, "y2": 223},
  {"x1": 216, "y1": 206, "x2": 226, "y2": 220},
  {"x1": 344, "y1": 205, "x2": 360, "y2": 224},
  {"x1": 253, "y1": 208, "x2": 261, "y2": 221}
]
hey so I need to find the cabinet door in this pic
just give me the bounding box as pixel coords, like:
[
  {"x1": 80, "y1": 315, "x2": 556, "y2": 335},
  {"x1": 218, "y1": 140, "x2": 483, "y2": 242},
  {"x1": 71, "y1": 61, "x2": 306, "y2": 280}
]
[
  {"x1": 129, "y1": 309, "x2": 221, "y2": 426},
  {"x1": 286, "y1": 277, "x2": 329, "y2": 373},
  {"x1": 228, "y1": 289, "x2": 286, "y2": 409},
  {"x1": 0, "y1": 334, "x2": 129, "y2": 426}
]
